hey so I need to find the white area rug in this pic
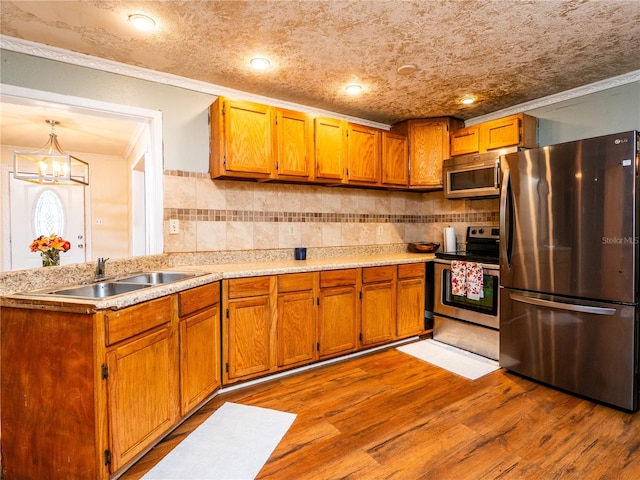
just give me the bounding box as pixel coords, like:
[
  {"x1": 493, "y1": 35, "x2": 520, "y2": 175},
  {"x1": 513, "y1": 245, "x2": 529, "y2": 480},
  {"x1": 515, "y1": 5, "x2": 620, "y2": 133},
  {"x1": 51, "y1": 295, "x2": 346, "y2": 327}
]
[
  {"x1": 142, "y1": 402, "x2": 297, "y2": 480},
  {"x1": 398, "y1": 339, "x2": 500, "y2": 380}
]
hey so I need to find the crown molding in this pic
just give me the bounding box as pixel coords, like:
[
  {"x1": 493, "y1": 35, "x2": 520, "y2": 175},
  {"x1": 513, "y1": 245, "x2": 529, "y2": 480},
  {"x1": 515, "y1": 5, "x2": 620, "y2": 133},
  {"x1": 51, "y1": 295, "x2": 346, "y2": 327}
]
[
  {"x1": 0, "y1": 35, "x2": 390, "y2": 129},
  {"x1": 465, "y1": 70, "x2": 640, "y2": 126}
]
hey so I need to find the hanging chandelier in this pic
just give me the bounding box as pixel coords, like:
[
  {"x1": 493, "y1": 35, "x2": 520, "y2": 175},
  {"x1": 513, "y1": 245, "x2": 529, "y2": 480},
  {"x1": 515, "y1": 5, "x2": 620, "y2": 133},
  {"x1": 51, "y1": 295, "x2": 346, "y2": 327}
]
[{"x1": 13, "y1": 120, "x2": 89, "y2": 186}]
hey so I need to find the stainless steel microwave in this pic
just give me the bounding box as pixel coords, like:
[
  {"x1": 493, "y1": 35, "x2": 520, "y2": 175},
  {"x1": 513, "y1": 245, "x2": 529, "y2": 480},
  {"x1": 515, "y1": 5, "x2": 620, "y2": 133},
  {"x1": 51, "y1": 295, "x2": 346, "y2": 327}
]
[{"x1": 443, "y1": 148, "x2": 517, "y2": 199}]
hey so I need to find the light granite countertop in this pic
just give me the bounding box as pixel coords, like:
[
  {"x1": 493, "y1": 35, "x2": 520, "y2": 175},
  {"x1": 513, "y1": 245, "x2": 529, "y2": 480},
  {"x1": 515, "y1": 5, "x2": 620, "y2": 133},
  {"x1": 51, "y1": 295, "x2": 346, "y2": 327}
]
[{"x1": 1, "y1": 251, "x2": 434, "y2": 312}]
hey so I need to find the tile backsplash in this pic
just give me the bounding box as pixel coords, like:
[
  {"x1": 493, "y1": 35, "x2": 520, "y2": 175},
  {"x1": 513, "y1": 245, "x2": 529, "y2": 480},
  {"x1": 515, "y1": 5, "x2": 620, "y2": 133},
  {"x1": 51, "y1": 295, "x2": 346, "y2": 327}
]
[{"x1": 163, "y1": 170, "x2": 499, "y2": 253}]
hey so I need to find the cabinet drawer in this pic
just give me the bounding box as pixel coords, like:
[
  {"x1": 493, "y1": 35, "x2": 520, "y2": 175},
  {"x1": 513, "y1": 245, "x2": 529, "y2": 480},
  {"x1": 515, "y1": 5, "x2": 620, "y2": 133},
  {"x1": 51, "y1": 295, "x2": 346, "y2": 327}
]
[
  {"x1": 105, "y1": 296, "x2": 173, "y2": 346},
  {"x1": 320, "y1": 268, "x2": 358, "y2": 288},
  {"x1": 398, "y1": 263, "x2": 425, "y2": 279},
  {"x1": 179, "y1": 282, "x2": 220, "y2": 317},
  {"x1": 227, "y1": 276, "x2": 271, "y2": 298},
  {"x1": 278, "y1": 272, "x2": 315, "y2": 292},
  {"x1": 362, "y1": 265, "x2": 395, "y2": 283}
]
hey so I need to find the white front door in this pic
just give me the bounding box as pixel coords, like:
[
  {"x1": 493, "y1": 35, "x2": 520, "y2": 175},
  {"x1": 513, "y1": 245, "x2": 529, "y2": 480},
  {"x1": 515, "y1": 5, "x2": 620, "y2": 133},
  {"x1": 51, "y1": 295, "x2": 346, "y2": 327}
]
[{"x1": 10, "y1": 177, "x2": 87, "y2": 270}]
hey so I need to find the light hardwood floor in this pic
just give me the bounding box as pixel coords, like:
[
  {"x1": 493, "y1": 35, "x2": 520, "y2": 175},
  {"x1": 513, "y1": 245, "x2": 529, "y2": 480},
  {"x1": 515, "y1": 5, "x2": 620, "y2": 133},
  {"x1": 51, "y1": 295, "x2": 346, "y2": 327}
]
[{"x1": 121, "y1": 346, "x2": 640, "y2": 479}]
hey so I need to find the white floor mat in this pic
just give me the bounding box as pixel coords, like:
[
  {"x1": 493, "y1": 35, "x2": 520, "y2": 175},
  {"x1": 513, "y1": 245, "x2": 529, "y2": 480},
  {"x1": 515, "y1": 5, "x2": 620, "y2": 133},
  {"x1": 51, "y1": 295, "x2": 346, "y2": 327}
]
[
  {"x1": 398, "y1": 339, "x2": 500, "y2": 380},
  {"x1": 142, "y1": 402, "x2": 296, "y2": 480}
]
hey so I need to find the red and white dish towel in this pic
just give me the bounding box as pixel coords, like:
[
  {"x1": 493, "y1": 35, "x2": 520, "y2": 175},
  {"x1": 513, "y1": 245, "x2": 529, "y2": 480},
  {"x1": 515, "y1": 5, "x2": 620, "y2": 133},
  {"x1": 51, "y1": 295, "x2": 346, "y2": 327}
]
[{"x1": 451, "y1": 261, "x2": 484, "y2": 300}]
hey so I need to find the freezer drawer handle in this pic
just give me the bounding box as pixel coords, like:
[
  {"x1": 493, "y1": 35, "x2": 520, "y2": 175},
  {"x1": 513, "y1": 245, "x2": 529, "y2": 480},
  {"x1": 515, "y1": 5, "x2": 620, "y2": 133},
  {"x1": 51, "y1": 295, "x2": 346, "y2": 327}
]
[{"x1": 510, "y1": 293, "x2": 616, "y2": 316}]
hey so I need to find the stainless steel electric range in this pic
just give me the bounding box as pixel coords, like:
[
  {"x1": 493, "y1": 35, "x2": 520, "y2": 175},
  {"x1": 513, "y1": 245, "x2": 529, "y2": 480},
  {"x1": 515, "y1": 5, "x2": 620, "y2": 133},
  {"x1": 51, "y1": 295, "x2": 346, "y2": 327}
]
[{"x1": 432, "y1": 226, "x2": 500, "y2": 360}]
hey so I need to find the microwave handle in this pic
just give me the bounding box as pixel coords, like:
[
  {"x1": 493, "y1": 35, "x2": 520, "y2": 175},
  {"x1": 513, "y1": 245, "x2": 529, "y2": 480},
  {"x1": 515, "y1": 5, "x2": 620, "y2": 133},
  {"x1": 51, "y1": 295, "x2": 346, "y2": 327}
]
[{"x1": 494, "y1": 162, "x2": 500, "y2": 189}]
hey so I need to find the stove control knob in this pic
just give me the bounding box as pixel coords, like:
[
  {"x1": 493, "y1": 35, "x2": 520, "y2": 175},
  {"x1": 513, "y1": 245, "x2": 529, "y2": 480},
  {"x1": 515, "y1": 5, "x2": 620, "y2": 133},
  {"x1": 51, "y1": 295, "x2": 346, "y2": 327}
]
[
  {"x1": 479, "y1": 228, "x2": 485, "y2": 234},
  {"x1": 471, "y1": 229, "x2": 477, "y2": 234}
]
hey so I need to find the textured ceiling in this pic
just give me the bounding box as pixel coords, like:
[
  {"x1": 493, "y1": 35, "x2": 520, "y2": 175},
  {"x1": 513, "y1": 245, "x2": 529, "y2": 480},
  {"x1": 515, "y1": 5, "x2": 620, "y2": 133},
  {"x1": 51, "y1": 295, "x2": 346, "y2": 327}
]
[{"x1": 1, "y1": 0, "x2": 640, "y2": 125}]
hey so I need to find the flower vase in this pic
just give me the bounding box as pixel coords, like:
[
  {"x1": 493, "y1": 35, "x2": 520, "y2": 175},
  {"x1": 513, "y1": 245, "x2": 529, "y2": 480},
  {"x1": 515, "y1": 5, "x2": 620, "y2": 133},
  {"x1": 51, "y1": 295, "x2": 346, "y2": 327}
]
[{"x1": 41, "y1": 250, "x2": 60, "y2": 267}]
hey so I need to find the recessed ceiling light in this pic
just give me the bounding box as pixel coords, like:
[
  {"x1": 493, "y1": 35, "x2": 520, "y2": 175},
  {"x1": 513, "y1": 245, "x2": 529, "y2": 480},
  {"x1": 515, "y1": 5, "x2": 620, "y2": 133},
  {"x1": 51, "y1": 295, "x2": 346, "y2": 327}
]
[
  {"x1": 250, "y1": 57, "x2": 271, "y2": 70},
  {"x1": 345, "y1": 84, "x2": 363, "y2": 95},
  {"x1": 396, "y1": 64, "x2": 417, "y2": 75},
  {"x1": 128, "y1": 14, "x2": 156, "y2": 31},
  {"x1": 460, "y1": 95, "x2": 477, "y2": 105}
]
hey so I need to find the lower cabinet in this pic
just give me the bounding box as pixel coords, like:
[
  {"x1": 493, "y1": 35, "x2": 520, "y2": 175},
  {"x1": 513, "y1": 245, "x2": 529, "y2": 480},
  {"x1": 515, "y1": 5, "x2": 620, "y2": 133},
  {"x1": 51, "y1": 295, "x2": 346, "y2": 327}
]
[
  {"x1": 396, "y1": 263, "x2": 427, "y2": 337},
  {"x1": 0, "y1": 282, "x2": 222, "y2": 480},
  {"x1": 360, "y1": 265, "x2": 397, "y2": 347},
  {"x1": 317, "y1": 269, "x2": 360, "y2": 359}
]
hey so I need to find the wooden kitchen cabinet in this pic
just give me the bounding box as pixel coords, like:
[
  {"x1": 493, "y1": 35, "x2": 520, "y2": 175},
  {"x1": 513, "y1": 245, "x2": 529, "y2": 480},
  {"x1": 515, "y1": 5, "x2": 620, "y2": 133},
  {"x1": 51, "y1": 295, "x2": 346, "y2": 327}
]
[
  {"x1": 317, "y1": 269, "x2": 360, "y2": 359},
  {"x1": 223, "y1": 276, "x2": 275, "y2": 384},
  {"x1": 450, "y1": 125, "x2": 480, "y2": 156},
  {"x1": 396, "y1": 263, "x2": 427, "y2": 337},
  {"x1": 274, "y1": 108, "x2": 314, "y2": 180},
  {"x1": 210, "y1": 97, "x2": 273, "y2": 179},
  {"x1": 345, "y1": 123, "x2": 381, "y2": 185},
  {"x1": 360, "y1": 265, "x2": 396, "y2": 347},
  {"x1": 178, "y1": 282, "x2": 221, "y2": 415},
  {"x1": 315, "y1": 116, "x2": 346, "y2": 181},
  {"x1": 391, "y1": 117, "x2": 464, "y2": 188},
  {"x1": 381, "y1": 131, "x2": 409, "y2": 187},
  {"x1": 277, "y1": 272, "x2": 317, "y2": 368},
  {"x1": 479, "y1": 113, "x2": 537, "y2": 151}
]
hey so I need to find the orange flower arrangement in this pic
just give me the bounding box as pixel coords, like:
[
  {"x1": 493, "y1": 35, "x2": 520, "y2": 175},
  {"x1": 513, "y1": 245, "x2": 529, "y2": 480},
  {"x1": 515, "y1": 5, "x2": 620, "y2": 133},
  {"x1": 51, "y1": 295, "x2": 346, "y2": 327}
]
[{"x1": 29, "y1": 234, "x2": 71, "y2": 267}]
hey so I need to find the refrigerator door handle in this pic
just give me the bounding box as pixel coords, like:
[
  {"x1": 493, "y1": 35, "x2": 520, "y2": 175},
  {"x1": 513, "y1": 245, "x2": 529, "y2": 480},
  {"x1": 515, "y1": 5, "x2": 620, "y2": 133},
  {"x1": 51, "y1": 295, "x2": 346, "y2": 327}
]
[
  {"x1": 510, "y1": 292, "x2": 617, "y2": 316},
  {"x1": 499, "y1": 167, "x2": 512, "y2": 268}
]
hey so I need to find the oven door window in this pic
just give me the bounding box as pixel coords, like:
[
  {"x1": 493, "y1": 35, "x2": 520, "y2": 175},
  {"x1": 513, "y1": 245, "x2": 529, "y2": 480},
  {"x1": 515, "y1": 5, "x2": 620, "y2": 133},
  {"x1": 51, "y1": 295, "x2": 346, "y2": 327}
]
[{"x1": 442, "y1": 269, "x2": 498, "y2": 315}]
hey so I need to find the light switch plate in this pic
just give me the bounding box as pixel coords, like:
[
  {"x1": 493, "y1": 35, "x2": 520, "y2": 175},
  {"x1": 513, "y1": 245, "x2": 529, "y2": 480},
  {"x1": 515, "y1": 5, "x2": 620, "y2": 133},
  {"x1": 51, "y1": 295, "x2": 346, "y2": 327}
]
[{"x1": 169, "y1": 219, "x2": 180, "y2": 234}]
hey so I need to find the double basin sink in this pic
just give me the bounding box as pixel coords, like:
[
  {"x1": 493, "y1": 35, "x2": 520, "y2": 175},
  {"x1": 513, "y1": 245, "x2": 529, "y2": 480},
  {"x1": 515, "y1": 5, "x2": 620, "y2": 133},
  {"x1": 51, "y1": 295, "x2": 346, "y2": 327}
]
[{"x1": 24, "y1": 271, "x2": 205, "y2": 299}]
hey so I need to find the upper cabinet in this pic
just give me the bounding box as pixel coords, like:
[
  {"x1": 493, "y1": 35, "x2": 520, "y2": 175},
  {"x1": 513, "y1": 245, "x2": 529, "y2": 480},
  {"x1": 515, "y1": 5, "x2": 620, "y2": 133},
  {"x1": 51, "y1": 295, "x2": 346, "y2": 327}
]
[
  {"x1": 314, "y1": 116, "x2": 346, "y2": 182},
  {"x1": 381, "y1": 131, "x2": 409, "y2": 187},
  {"x1": 479, "y1": 113, "x2": 537, "y2": 151},
  {"x1": 450, "y1": 125, "x2": 480, "y2": 156},
  {"x1": 273, "y1": 108, "x2": 314, "y2": 181},
  {"x1": 345, "y1": 123, "x2": 381, "y2": 185},
  {"x1": 391, "y1": 117, "x2": 464, "y2": 189},
  {"x1": 210, "y1": 98, "x2": 273, "y2": 179},
  {"x1": 450, "y1": 113, "x2": 538, "y2": 157}
]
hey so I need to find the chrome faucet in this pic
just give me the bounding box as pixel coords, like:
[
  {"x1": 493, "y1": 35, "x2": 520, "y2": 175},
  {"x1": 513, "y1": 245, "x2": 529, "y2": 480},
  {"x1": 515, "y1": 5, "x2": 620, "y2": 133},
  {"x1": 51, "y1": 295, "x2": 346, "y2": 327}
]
[{"x1": 96, "y1": 257, "x2": 109, "y2": 280}]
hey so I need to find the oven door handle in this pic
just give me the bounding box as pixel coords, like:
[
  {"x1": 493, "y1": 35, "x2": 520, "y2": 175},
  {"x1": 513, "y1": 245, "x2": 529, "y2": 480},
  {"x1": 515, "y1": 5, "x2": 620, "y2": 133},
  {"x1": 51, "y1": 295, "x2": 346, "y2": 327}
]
[{"x1": 510, "y1": 293, "x2": 617, "y2": 316}]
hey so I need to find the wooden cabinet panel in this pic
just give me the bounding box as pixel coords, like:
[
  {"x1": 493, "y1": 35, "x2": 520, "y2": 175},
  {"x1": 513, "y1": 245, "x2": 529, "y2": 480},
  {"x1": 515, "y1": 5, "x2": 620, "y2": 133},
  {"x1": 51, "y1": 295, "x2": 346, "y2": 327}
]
[
  {"x1": 480, "y1": 113, "x2": 537, "y2": 151},
  {"x1": 178, "y1": 282, "x2": 220, "y2": 317},
  {"x1": 228, "y1": 276, "x2": 271, "y2": 298},
  {"x1": 106, "y1": 327, "x2": 179, "y2": 471},
  {"x1": 361, "y1": 281, "x2": 396, "y2": 346},
  {"x1": 274, "y1": 108, "x2": 313, "y2": 179},
  {"x1": 450, "y1": 125, "x2": 480, "y2": 156},
  {"x1": 315, "y1": 117, "x2": 345, "y2": 181},
  {"x1": 225, "y1": 296, "x2": 273, "y2": 381},
  {"x1": 179, "y1": 307, "x2": 220, "y2": 415},
  {"x1": 318, "y1": 285, "x2": 358, "y2": 358},
  {"x1": 277, "y1": 289, "x2": 316, "y2": 368},
  {"x1": 346, "y1": 123, "x2": 380, "y2": 184},
  {"x1": 362, "y1": 265, "x2": 395, "y2": 283},
  {"x1": 391, "y1": 118, "x2": 463, "y2": 188},
  {"x1": 381, "y1": 131, "x2": 409, "y2": 187},
  {"x1": 397, "y1": 277, "x2": 426, "y2": 337},
  {"x1": 105, "y1": 296, "x2": 172, "y2": 346},
  {"x1": 398, "y1": 262, "x2": 425, "y2": 279},
  {"x1": 278, "y1": 271, "x2": 315, "y2": 292},
  {"x1": 210, "y1": 97, "x2": 273, "y2": 179},
  {"x1": 320, "y1": 268, "x2": 359, "y2": 288}
]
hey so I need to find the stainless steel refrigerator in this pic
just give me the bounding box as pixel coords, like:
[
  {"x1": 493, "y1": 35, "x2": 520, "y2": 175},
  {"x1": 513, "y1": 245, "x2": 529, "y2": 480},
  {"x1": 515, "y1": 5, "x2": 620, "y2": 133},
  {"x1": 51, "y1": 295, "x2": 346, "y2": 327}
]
[{"x1": 499, "y1": 130, "x2": 639, "y2": 411}]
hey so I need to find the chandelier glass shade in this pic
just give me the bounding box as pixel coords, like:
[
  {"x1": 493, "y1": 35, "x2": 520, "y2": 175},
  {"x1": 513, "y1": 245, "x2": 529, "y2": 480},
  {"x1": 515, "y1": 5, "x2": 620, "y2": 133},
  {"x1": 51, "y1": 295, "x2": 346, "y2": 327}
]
[{"x1": 13, "y1": 120, "x2": 89, "y2": 186}]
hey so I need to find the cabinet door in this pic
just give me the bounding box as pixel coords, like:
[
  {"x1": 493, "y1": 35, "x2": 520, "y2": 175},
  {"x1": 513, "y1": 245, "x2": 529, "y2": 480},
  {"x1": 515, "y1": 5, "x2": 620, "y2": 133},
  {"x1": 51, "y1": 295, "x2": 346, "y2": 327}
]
[
  {"x1": 480, "y1": 114, "x2": 522, "y2": 151},
  {"x1": 315, "y1": 117, "x2": 345, "y2": 181},
  {"x1": 408, "y1": 119, "x2": 451, "y2": 187},
  {"x1": 317, "y1": 286, "x2": 358, "y2": 358},
  {"x1": 277, "y1": 289, "x2": 316, "y2": 368},
  {"x1": 346, "y1": 123, "x2": 380, "y2": 184},
  {"x1": 106, "y1": 327, "x2": 179, "y2": 472},
  {"x1": 450, "y1": 125, "x2": 480, "y2": 156},
  {"x1": 397, "y1": 277, "x2": 426, "y2": 337},
  {"x1": 361, "y1": 281, "x2": 396, "y2": 346},
  {"x1": 381, "y1": 132, "x2": 409, "y2": 187},
  {"x1": 274, "y1": 108, "x2": 313, "y2": 179},
  {"x1": 225, "y1": 296, "x2": 272, "y2": 382},
  {"x1": 179, "y1": 308, "x2": 220, "y2": 415},
  {"x1": 218, "y1": 98, "x2": 273, "y2": 176}
]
